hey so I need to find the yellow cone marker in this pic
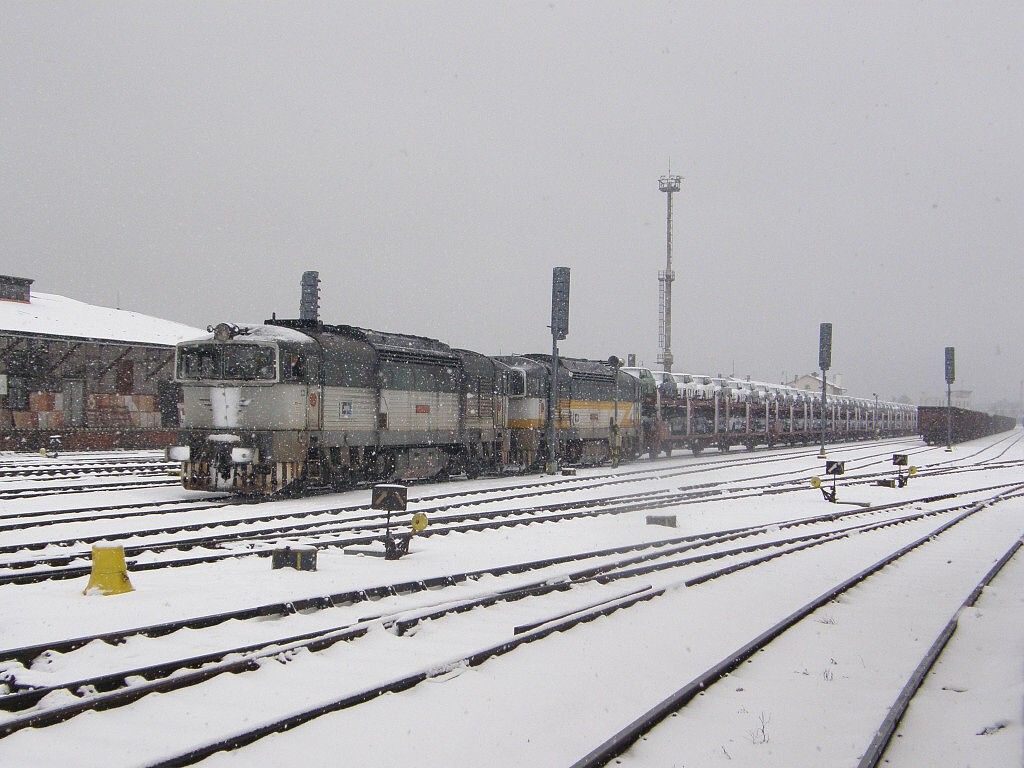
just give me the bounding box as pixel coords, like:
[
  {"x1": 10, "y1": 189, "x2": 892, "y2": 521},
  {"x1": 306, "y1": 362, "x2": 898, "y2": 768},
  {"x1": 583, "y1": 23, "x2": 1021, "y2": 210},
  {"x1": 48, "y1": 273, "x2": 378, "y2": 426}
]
[{"x1": 83, "y1": 545, "x2": 134, "y2": 596}]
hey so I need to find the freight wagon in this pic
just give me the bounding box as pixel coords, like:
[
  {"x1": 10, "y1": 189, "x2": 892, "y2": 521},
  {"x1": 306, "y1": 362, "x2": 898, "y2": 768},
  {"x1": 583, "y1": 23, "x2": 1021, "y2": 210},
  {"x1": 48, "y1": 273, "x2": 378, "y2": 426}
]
[{"x1": 918, "y1": 406, "x2": 1016, "y2": 445}]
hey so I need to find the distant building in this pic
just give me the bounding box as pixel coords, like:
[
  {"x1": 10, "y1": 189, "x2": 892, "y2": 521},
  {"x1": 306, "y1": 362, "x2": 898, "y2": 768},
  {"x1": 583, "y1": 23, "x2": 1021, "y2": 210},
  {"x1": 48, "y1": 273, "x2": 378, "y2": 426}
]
[
  {"x1": 919, "y1": 390, "x2": 973, "y2": 410},
  {"x1": 0, "y1": 274, "x2": 203, "y2": 450},
  {"x1": 985, "y1": 399, "x2": 1020, "y2": 418},
  {"x1": 786, "y1": 373, "x2": 846, "y2": 397}
]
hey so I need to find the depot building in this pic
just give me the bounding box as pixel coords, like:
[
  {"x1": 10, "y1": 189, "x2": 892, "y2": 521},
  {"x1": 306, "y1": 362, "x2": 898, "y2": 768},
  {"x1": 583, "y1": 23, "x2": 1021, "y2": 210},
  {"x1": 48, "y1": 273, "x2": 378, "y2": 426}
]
[{"x1": 0, "y1": 274, "x2": 203, "y2": 450}]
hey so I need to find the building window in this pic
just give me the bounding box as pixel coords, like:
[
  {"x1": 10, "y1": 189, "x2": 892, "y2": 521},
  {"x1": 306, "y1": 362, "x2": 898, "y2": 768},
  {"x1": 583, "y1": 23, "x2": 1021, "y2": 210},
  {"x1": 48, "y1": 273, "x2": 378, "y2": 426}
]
[
  {"x1": 116, "y1": 361, "x2": 134, "y2": 394},
  {"x1": 6, "y1": 376, "x2": 28, "y2": 410}
]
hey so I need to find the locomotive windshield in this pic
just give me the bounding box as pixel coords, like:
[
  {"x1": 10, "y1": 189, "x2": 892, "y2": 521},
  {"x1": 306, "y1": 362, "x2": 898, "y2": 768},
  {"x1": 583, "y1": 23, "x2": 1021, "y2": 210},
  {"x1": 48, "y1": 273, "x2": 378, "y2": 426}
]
[{"x1": 178, "y1": 344, "x2": 277, "y2": 381}]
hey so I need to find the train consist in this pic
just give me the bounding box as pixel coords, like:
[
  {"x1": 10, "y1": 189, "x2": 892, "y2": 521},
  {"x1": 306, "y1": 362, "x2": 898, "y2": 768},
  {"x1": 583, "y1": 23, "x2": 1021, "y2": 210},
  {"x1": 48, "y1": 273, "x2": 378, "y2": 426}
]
[
  {"x1": 917, "y1": 406, "x2": 1016, "y2": 445},
  {"x1": 166, "y1": 317, "x2": 918, "y2": 496},
  {"x1": 621, "y1": 366, "x2": 917, "y2": 456}
]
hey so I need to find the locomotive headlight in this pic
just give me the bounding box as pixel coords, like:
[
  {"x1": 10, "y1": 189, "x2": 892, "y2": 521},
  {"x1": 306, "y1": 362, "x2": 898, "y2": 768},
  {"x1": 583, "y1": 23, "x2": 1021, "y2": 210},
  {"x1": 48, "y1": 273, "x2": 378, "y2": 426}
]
[
  {"x1": 231, "y1": 447, "x2": 254, "y2": 464},
  {"x1": 167, "y1": 446, "x2": 191, "y2": 462}
]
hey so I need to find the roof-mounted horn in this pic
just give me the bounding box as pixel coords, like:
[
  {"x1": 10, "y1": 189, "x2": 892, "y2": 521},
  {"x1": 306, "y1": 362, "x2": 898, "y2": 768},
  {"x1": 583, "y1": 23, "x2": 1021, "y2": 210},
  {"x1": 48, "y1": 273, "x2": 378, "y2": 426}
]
[{"x1": 208, "y1": 323, "x2": 250, "y2": 341}]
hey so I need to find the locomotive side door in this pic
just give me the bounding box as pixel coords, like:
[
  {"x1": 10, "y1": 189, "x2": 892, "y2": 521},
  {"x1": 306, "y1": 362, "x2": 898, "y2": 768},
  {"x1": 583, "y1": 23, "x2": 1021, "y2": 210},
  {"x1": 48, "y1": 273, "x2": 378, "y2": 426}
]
[
  {"x1": 305, "y1": 353, "x2": 322, "y2": 431},
  {"x1": 283, "y1": 348, "x2": 321, "y2": 432}
]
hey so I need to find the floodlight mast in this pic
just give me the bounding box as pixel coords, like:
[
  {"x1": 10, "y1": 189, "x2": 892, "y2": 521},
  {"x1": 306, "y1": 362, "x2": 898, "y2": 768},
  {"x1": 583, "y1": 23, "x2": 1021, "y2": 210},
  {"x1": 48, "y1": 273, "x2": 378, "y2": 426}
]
[{"x1": 657, "y1": 173, "x2": 682, "y2": 373}]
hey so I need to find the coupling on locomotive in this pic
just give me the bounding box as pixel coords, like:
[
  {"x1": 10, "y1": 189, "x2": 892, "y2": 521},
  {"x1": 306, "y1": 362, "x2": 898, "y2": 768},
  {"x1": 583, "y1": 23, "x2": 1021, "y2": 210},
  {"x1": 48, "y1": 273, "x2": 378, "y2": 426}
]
[{"x1": 167, "y1": 317, "x2": 917, "y2": 496}]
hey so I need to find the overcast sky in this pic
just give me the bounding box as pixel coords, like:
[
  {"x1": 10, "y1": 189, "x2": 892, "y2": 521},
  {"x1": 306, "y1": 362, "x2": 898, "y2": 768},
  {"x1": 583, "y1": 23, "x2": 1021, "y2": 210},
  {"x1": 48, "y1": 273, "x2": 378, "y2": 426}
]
[{"x1": 2, "y1": 2, "x2": 1021, "y2": 406}]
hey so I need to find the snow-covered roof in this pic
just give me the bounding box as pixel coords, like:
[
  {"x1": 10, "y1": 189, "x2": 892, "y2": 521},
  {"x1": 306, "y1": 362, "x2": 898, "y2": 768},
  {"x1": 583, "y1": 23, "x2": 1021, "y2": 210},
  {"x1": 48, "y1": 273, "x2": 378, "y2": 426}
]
[
  {"x1": 0, "y1": 292, "x2": 205, "y2": 347},
  {"x1": 245, "y1": 323, "x2": 318, "y2": 343}
]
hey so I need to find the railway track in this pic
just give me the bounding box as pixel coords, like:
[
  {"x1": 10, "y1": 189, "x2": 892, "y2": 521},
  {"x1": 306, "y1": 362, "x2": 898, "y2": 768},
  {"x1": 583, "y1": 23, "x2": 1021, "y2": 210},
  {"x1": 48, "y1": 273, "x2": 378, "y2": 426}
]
[
  {"x1": 0, "y1": 460, "x2": 174, "y2": 478},
  {"x1": 3, "y1": 485, "x2": 1015, "y2": 766},
  {"x1": 1, "y1": 439, "x2": 918, "y2": 554},
  {"x1": 855, "y1": 538, "x2": 1021, "y2": 768},
  {"x1": 0, "y1": 477, "x2": 180, "y2": 501},
  {"x1": 0, "y1": 434, "x2": 1002, "y2": 510},
  {"x1": 1, "y1": 456, "x2": 1013, "y2": 585},
  {"x1": 0, "y1": 437, "x2": 930, "y2": 547},
  {"x1": 868, "y1": 537, "x2": 1023, "y2": 766},
  {"x1": 0, "y1": 485, "x2": 1010, "y2": 744},
  {"x1": 0, "y1": 450, "x2": 165, "y2": 467},
  {"x1": 0, "y1": 437, "x2": 909, "y2": 518},
  {"x1": 571, "y1": 495, "x2": 1023, "y2": 767},
  {"x1": 0, "y1": 495, "x2": 232, "y2": 534}
]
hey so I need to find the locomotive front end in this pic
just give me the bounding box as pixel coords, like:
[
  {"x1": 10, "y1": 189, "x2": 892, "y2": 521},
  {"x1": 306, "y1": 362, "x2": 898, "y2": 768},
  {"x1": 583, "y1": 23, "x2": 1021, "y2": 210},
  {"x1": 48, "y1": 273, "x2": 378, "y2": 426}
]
[{"x1": 167, "y1": 323, "x2": 319, "y2": 495}]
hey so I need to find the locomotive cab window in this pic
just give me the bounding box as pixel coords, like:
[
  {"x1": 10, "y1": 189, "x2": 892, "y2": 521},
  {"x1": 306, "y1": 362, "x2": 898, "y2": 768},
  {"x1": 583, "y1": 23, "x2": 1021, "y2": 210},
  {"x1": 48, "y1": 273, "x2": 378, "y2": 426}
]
[
  {"x1": 178, "y1": 345, "x2": 219, "y2": 380},
  {"x1": 177, "y1": 344, "x2": 277, "y2": 381},
  {"x1": 507, "y1": 369, "x2": 526, "y2": 398},
  {"x1": 224, "y1": 346, "x2": 276, "y2": 381},
  {"x1": 281, "y1": 353, "x2": 306, "y2": 382}
]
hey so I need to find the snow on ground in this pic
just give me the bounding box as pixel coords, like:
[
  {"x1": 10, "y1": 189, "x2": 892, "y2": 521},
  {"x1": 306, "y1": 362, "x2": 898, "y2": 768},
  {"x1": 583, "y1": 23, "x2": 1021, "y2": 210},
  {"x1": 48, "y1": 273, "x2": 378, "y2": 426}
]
[
  {"x1": 883, "y1": 550, "x2": 1024, "y2": 767},
  {"x1": 613, "y1": 502, "x2": 1023, "y2": 767},
  {"x1": 0, "y1": 436, "x2": 1020, "y2": 767}
]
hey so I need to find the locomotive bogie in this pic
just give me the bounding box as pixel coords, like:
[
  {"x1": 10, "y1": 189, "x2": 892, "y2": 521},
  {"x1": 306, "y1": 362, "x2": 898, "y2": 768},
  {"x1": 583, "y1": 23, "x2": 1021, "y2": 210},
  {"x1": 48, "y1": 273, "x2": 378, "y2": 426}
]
[{"x1": 180, "y1": 457, "x2": 304, "y2": 495}]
